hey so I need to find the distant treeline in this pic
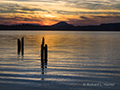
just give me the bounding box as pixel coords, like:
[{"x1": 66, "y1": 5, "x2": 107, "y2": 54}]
[{"x1": 0, "y1": 22, "x2": 120, "y2": 31}]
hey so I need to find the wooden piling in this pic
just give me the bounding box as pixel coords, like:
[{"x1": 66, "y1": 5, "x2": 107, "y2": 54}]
[
  {"x1": 41, "y1": 37, "x2": 48, "y2": 68},
  {"x1": 17, "y1": 39, "x2": 21, "y2": 55},
  {"x1": 41, "y1": 44, "x2": 44, "y2": 62},
  {"x1": 45, "y1": 44, "x2": 47, "y2": 63},
  {"x1": 21, "y1": 37, "x2": 24, "y2": 56},
  {"x1": 42, "y1": 37, "x2": 44, "y2": 45}
]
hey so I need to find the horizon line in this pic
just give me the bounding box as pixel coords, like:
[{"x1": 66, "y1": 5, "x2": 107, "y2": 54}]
[{"x1": 1, "y1": 21, "x2": 120, "y2": 27}]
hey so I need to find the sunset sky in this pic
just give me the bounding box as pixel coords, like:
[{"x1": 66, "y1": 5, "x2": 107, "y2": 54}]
[{"x1": 0, "y1": 0, "x2": 120, "y2": 26}]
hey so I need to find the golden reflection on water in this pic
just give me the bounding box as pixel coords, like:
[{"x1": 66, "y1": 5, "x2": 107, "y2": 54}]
[
  {"x1": 23, "y1": 34, "x2": 120, "y2": 63},
  {"x1": 0, "y1": 32, "x2": 120, "y2": 90},
  {"x1": 25, "y1": 34, "x2": 82, "y2": 47},
  {"x1": 24, "y1": 34, "x2": 82, "y2": 58}
]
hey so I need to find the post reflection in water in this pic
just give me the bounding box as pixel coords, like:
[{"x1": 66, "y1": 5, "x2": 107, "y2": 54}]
[
  {"x1": 41, "y1": 59, "x2": 48, "y2": 74},
  {"x1": 41, "y1": 54, "x2": 48, "y2": 81},
  {"x1": 41, "y1": 37, "x2": 48, "y2": 80}
]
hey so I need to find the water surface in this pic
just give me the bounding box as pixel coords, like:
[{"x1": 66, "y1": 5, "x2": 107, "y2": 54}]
[{"x1": 0, "y1": 31, "x2": 120, "y2": 90}]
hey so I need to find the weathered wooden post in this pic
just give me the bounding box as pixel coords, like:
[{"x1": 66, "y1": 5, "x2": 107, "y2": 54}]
[
  {"x1": 21, "y1": 37, "x2": 24, "y2": 56},
  {"x1": 41, "y1": 37, "x2": 48, "y2": 68},
  {"x1": 41, "y1": 37, "x2": 44, "y2": 63},
  {"x1": 17, "y1": 39, "x2": 21, "y2": 55},
  {"x1": 42, "y1": 37, "x2": 44, "y2": 45},
  {"x1": 45, "y1": 44, "x2": 47, "y2": 64},
  {"x1": 17, "y1": 37, "x2": 25, "y2": 57}
]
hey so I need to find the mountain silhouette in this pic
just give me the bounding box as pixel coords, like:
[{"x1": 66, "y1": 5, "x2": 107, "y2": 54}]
[
  {"x1": 52, "y1": 21, "x2": 74, "y2": 27},
  {"x1": 0, "y1": 22, "x2": 120, "y2": 31}
]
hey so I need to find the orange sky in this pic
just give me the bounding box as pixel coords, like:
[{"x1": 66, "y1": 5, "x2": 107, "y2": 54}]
[{"x1": 0, "y1": 0, "x2": 120, "y2": 26}]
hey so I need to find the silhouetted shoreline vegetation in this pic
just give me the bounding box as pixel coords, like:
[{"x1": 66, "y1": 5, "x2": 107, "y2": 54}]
[{"x1": 0, "y1": 22, "x2": 120, "y2": 31}]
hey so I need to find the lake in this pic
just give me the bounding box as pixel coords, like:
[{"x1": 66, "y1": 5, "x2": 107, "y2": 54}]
[{"x1": 0, "y1": 31, "x2": 120, "y2": 90}]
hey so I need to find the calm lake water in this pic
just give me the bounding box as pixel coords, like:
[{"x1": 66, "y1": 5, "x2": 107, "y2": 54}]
[{"x1": 0, "y1": 31, "x2": 120, "y2": 90}]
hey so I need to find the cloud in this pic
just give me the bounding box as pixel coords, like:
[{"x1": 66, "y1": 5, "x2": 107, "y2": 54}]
[
  {"x1": 0, "y1": 0, "x2": 120, "y2": 25},
  {"x1": 0, "y1": 14, "x2": 44, "y2": 25},
  {"x1": 1, "y1": 0, "x2": 120, "y2": 10},
  {"x1": 80, "y1": 16, "x2": 89, "y2": 20},
  {"x1": 0, "y1": 2, "x2": 50, "y2": 14},
  {"x1": 56, "y1": 0, "x2": 120, "y2": 10},
  {"x1": 21, "y1": 7, "x2": 46, "y2": 12},
  {"x1": 67, "y1": 15, "x2": 120, "y2": 26}
]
